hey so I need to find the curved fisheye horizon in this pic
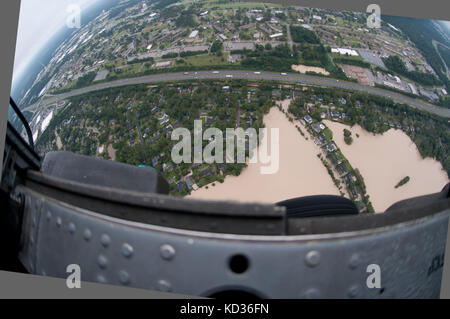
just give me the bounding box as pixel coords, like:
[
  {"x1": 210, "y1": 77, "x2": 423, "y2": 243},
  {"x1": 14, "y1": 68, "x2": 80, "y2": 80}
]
[
  {"x1": 10, "y1": 0, "x2": 450, "y2": 213},
  {"x1": 12, "y1": 0, "x2": 103, "y2": 85}
]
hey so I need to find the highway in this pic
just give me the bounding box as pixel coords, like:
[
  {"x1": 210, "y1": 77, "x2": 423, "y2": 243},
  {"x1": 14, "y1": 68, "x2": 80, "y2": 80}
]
[{"x1": 25, "y1": 70, "x2": 450, "y2": 118}]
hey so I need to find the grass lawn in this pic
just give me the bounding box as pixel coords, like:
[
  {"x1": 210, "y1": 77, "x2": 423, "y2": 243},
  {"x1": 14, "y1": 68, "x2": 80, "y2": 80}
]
[
  {"x1": 343, "y1": 160, "x2": 354, "y2": 172},
  {"x1": 204, "y1": 1, "x2": 267, "y2": 9},
  {"x1": 182, "y1": 54, "x2": 231, "y2": 67},
  {"x1": 323, "y1": 127, "x2": 333, "y2": 140}
]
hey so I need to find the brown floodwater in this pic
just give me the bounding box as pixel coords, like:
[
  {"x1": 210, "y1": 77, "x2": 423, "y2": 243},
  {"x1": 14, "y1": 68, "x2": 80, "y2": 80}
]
[
  {"x1": 324, "y1": 120, "x2": 449, "y2": 212},
  {"x1": 188, "y1": 105, "x2": 340, "y2": 203}
]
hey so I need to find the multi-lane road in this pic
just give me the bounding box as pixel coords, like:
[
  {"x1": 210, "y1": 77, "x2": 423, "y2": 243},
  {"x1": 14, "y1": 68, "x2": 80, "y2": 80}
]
[{"x1": 25, "y1": 70, "x2": 450, "y2": 118}]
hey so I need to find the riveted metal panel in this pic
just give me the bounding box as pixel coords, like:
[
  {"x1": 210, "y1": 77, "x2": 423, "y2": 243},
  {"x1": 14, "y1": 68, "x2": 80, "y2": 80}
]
[
  {"x1": 25, "y1": 171, "x2": 286, "y2": 235},
  {"x1": 19, "y1": 188, "x2": 448, "y2": 298},
  {"x1": 18, "y1": 194, "x2": 42, "y2": 274}
]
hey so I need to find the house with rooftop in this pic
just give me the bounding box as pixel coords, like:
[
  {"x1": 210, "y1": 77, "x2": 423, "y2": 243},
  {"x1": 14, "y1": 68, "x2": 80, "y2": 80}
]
[
  {"x1": 199, "y1": 167, "x2": 215, "y2": 179},
  {"x1": 327, "y1": 142, "x2": 337, "y2": 152},
  {"x1": 356, "y1": 201, "x2": 366, "y2": 212},
  {"x1": 345, "y1": 173, "x2": 356, "y2": 183},
  {"x1": 304, "y1": 115, "x2": 313, "y2": 124},
  {"x1": 163, "y1": 162, "x2": 173, "y2": 172},
  {"x1": 213, "y1": 25, "x2": 223, "y2": 33},
  {"x1": 270, "y1": 33, "x2": 283, "y2": 39},
  {"x1": 311, "y1": 122, "x2": 322, "y2": 133},
  {"x1": 174, "y1": 182, "x2": 186, "y2": 192},
  {"x1": 331, "y1": 111, "x2": 341, "y2": 119},
  {"x1": 240, "y1": 23, "x2": 255, "y2": 30},
  {"x1": 327, "y1": 151, "x2": 339, "y2": 163},
  {"x1": 151, "y1": 106, "x2": 161, "y2": 113},
  {"x1": 268, "y1": 23, "x2": 282, "y2": 33},
  {"x1": 185, "y1": 176, "x2": 194, "y2": 190},
  {"x1": 259, "y1": 25, "x2": 271, "y2": 35},
  {"x1": 319, "y1": 132, "x2": 327, "y2": 143},
  {"x1": 159, "y1": 114, "x2": 170, "y2": 125},
  {"x1": 337, "y1": 162, "x2": 348, "y2": 175},
  {"x1": 351, "y1": 186, "x2": 358, "y2": 198},
  {"x1": 189, "y1": 30, "x2": 199, "y2": 39},
  {"x1": 218, "y1": 34, "x2": 227, "y2": 41},
  {"x1": 293, "y1": 91, "x2": 302, "y2": 98},
  {"x1": 152, "y1": 155, "x2": 159, "y2": 167},
  {"x1": 272, "y1": 90, "x2": 281, "y2": 97},
  {"x1": 168, "y1": 176, "x2": 177, "y2": 184}
]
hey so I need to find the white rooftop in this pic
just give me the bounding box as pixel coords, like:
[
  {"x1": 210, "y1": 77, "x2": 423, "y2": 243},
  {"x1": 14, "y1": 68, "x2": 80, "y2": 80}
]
[
  {"x1": 189, "y1": 30, "x2": 199, "y2": 38},
  {"x1": 331, "y1": 48, "x2": 359, "y2": 56},
  {"x1": 270, "y1": 33, "x2": 283, "y2": 38}
]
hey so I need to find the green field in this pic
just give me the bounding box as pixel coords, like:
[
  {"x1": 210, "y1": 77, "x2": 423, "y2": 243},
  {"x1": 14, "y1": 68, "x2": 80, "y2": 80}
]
[
  {"x1": 205, "y1": 2, "x2": 263, "y2": 9},
  {"x1": 203, "y1": 0, "x2": 276, "y2": 9},
  {"x1": 323, "y1": 127, "x2": 333, "y2": 141},
  {"x1": 182, "y1": 54, "x2": 231, "y2": 67}
]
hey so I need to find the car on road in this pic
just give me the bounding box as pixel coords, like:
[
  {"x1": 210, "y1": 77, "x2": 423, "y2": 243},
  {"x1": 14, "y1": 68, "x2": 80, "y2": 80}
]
[
  {"x1": 212, "y1": 71, "x2": 219, "y2": 74},
  {"x1": 184, "y1": 72, "x2": 189, "y2": 75},
  {"x1": 226, "y1": 74, "x2": 233, "y2": 78},
  {"x1": 281, "y1": 73, "x2": 287, "y2": 76},
  {"x1": 254, "y1": 71, "x2": 261, "y2": 74}
]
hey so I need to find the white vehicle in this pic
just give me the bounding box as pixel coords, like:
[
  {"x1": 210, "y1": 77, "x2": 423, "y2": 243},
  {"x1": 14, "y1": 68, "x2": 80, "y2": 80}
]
[
  {"x1": 254, "y1": 71, "x2": 261, "y2": 74},
  {"x1": 184, "y1": 72, "x2": 189, "y2": 75},
  {"x1": 226, "y1": 74, "x2": 233, "y2": 78},
  {"x1": 281, "y1": 72, "x2": 287, "y2": 76},
  {"x1": 212, "y1": 71, "x2": 220, "y2": 74}
]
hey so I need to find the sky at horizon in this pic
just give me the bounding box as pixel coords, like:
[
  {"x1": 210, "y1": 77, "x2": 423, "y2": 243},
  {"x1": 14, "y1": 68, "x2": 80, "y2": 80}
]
[
  {"x1": 13, "y1": 0, "x2": 99, "y2": 83},
  {"x1": 442, "y1": 21, "x2": 450, "y2": 33}
]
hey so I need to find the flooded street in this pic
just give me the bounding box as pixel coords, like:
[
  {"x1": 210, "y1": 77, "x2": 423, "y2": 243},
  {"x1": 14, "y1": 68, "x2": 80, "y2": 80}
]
[
  {"x1": 189, "y1": 106, "x2": 340, "y2": 203},
  {"x1": 189, "y1": 100, "x2": 449, "y2": 211},
  {"x1": 325, "y1": 120, "x2": 449, "y2": 212}
]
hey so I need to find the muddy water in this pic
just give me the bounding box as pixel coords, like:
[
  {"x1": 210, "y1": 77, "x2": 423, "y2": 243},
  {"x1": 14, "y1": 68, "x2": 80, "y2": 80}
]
[
  {"x1": 325, "y1": 120, "x2": 449, "y2": 212},
  {"x1": 188, "y1": 106, "x2": 340, "y2": 203}
]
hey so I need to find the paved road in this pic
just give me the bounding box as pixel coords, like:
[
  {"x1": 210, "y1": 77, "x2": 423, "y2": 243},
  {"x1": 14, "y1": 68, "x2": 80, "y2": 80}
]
[{"x1": 25, "y1": 70, "x2": 450, "y2": 118}]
